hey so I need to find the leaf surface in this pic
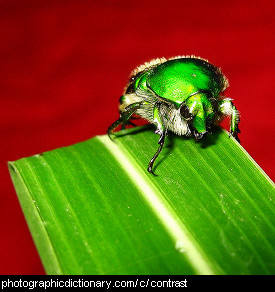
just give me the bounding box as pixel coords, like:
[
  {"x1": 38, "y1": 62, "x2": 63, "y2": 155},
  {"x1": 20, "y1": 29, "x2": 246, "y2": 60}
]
[{"x1": 9, "y1": 126, "x2": 275, "y2": 275}]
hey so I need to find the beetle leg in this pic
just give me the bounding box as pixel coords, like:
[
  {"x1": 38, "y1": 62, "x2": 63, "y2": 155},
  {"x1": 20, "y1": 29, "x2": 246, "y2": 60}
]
[
  {"x1": 121, "y1": 119, "x2": 138, "y2": 130},
  {"x1": 219, "y1": 98, "x2": 240, "y2": 142},
  {"x1": 147, "y1": 131, "x2": 167, "y2": 176},
  {"x1": 147, "y1": 104, "x2": 168, "y2": 175},
  {"x1": 107, "y1": 102, "x2": 142, "y2": 140}
]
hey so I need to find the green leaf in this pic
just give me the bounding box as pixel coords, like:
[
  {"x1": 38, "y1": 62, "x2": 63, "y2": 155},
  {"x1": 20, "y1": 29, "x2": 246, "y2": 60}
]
[{"x1": 8, "y1": 126, "x2": 275, "y2": 275}]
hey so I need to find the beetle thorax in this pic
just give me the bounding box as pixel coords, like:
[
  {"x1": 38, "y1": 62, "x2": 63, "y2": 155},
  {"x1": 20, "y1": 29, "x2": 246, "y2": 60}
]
[
  {"x1": 166, "y1": 107, "x2": 191, "y2": 136},
  {"x1": 119, "y1": 92, "x2": 191, "y2": 136}
]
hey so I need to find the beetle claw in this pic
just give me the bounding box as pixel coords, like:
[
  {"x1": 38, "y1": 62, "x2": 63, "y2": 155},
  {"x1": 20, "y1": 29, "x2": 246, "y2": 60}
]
[
  {"x1": 229, "y1": 131, "x2": 241, "y2": 143},
  {"x1": 193, "y1": 131, "x2": 206, "y2": 141},
  {"x1": 147, "y1": 165, "x2": 158, "y2": 176},
  {"x1": 107, "y1": 129, "x2": 118, "y2": 142}
]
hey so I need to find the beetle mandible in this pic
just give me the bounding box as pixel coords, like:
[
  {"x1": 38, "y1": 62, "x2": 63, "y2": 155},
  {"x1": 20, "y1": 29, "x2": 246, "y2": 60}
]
[{"x1": 108, "y1": 56, "x2": 240, "y2": 175}]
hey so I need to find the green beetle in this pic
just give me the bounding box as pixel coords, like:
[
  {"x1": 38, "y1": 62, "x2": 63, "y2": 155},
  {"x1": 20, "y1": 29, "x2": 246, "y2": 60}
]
[{"x1": 108, "y1": 56, "x2": 240, "y2": 175}]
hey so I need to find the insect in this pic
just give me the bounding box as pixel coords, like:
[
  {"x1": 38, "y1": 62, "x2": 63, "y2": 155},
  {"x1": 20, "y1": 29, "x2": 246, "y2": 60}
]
[{"x1": 108, "y1": 56, "x2": 240, "y2": 175}]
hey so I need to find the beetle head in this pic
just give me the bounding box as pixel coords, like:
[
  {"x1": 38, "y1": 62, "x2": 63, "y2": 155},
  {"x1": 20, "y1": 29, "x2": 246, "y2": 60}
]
[
  {"x1": 180, "y1": 104, "x2": 203, "y2": 140},
  {"x1": 180, "y1": 93, "x2": 214, "y2": 141}
]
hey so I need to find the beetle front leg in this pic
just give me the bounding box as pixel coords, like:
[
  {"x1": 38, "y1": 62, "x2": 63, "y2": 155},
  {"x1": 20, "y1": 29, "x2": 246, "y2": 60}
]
[
  {"x1": 219, "y1": 98, "x2": 240, "y2": 142},
  {"x1": 147, "y1": 105, "x2": 167, "y2": 175},
  {"x1": 107, "y1": 102, "x2": 142, "y2": 140},
  {"x1": 147, "y1": 131, "x2": 167, "y2": 176}
]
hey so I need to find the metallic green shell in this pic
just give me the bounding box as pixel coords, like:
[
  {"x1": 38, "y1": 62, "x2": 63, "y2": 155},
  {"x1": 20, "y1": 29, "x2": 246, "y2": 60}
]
[{"x1": 134, "y1": 57, "x2": 226, "y2": 107}]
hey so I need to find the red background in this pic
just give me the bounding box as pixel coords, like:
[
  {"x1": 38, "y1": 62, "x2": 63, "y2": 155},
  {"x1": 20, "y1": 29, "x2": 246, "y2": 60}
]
[{"x1": 0, "y1": 0, "x2": 274, "y2": 275}]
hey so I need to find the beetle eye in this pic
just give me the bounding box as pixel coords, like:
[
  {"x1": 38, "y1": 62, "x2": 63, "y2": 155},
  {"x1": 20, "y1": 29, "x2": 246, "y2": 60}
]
[{"x1": 180, "y1": 105, "x2": 193, "y2": 122}]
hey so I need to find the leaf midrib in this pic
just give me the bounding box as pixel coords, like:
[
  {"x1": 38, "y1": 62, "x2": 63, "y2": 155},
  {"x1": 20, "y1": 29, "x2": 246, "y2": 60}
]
[{"x1": 97, "y1": 135, "x2": 218, "y2": 275}]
